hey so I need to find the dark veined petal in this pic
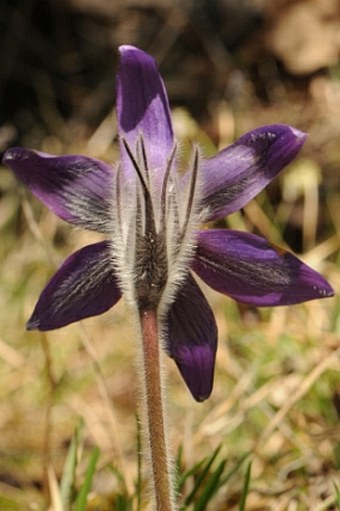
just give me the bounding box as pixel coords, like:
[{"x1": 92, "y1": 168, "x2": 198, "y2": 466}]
[
  {"x1": 3, "y1": 148, "x2": 114, "y2": 233},
  {"x1": 192, "y1": 230, "x2": 334, "y2": 306},
  {"x1": 117, "y1": 45, "x2": 174, "y2": 176},
  {"x1": 166, "y1": 273, "x2": 218, "y2": 402},
  {"x1": 201, "y1": 124, "x2": 306, "y2": 222},
  {"x1": 27, "y1": 241, "x2": 121, "y2": 331}
]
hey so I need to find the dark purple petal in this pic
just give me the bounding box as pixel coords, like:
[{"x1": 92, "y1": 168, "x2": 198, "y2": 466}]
[
  {"x1": 201, "y1": 125, "x2": 306, "y2": 222},
  {"x1": 192, "y1": 230, "x2": 334, "y2": 306},
  {"x1": 3, "y1": 148, "x2": 113, "y2": 233},
  {"x1": 166, "y1": 273, "x2": 218, "y2": 402},
  {"x1": 117, "y1": 45, "x2": 174, "y2": 176},
  {"x1": 27, "y1": 241, "x2": 121, "y2": 331}
]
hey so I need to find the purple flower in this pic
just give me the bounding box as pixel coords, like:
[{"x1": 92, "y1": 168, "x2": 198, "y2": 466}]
[{"x1": 3, "y1": 46, "x2": 333, "y2": 402}]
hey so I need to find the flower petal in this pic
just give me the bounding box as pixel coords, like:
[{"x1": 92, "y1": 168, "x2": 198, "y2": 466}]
[
  {"x1": 117, "y1": 45, "x2": 174, "y2": 175},
  {"x1": 200, "y1": 124, "x2": 306, "y2": 222},
  {"x1": 192, "y1": 230, "x2": 334, "y2": 306},
  {"x1": 27, "y1": 241, "x2": 121, "y2": 331},
  {"x1": 3, "y1": 147, "x2": 113, "y2": 233},
  {"x1": 166, "y1": 274, "x2": 218, "y2": 402}
]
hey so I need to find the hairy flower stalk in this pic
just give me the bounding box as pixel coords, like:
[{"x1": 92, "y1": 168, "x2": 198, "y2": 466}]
[
  {"x1": 3, "y1": 45, "x2": 334, "y2": 510},
  {"x1": 138, "y1": 308, "x2": 174, "y2": 511}
]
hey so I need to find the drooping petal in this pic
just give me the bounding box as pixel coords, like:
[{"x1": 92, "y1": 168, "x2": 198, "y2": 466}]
[
  {"x1": 3, "y1": 148, "x2": 114, "y2": 233},
  {"x1": 192, "y1": 230, "x2": 334, "y2": 306},
  {"x1": 200, "y1": 124, "x2": 306, "y2": 222},
  {"x1": 166, "y1": 273, "x2": 218, "y2": 402},
  {"x1": 117, "y1": 45, "x2": 174, "y2": 176},
  {"x1": 27, "y1": 241, "x2": 121, "y2": 331}
]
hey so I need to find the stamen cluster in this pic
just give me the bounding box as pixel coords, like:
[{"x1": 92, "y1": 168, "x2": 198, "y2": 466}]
[{"x1": 112, "y1": 136, "x2": 201, "y2": 312}]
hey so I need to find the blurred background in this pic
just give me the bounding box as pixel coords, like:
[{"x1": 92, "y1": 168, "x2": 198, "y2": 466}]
[{"x1": 0, "y1": 1, "x2": 339, "y2": 510}]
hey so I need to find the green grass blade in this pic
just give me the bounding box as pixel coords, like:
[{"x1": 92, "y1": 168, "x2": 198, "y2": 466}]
[
  {"x1": 183, "y1": 445, "x2": 222, "y2": 507},
  {"x1": 334, "y1": 482, "x2": 340, "y2": 509},
  {"x1": 60, "y1": 420, "x2": 84, "y2": 510},
  {"x1": 220, "y1": 453, "x2": 250, "y2": 487},
  {"x1": 192, "y1": 458, "x2": 226, "y2": 511},
  {"x1": 115, "y1": 494, "x2": 133, "y2": 511},
  {"x1": 177, "y1": 457, "x2": 207, "y2": 497},
  {"x1": 238, "y1": 462, "x2": 252, "y2": 511},
  {"x1": 175, "y1": 444, "x2": 184, "y2": 489},
  {"x1": 75, "y1": 446, "x2": 100, "y2": 511}
]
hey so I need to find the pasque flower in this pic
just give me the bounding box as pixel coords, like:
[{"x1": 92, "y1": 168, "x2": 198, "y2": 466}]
[{"x1": 3, "y1": 46, "x2": 333, "y2": 403}]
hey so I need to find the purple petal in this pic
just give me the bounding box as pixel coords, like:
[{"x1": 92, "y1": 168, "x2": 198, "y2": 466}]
[
  {"x1": 166, "y1": 274, "x2": 218, "y2": 402},
  {"x1": 3, "y1": 148, "x2": 113, "y2": 233},
  {"x1": 201, "y1": 125, "x2": 306, "y2": 222},
  {"x1": 192, "y1": 230, "x2": 334, "y2": 306},
  {"x1": 27, "y1": 241, "x2": 121, "y2": 331},
  {"x1": 117, "y1": 45, "x2": 174, "y2": 176}
]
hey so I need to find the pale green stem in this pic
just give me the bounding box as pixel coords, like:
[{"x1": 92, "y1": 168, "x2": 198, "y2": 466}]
[{"x1": 139, "y1": 307, "x2": 176, "y2": 511}]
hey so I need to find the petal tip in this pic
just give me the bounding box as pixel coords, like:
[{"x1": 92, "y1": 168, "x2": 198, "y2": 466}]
[
  {"x1": 290, "y1": 126, "x2": 307, "y2": 140},
  {"x1": 3, "y1": 147, "x2": 25, "y2": 165},
  {"x1": 195, "y1": 392, "x2": 211, "y2": 403},
  {"x1": 2, "y1": 149, "x2": 13, "y2": 163},
  {"x1": 119, "y1": 44, "x2": 140, "y2": 55},
  {"x1": 300, "y1": 264, "x2": 334, "y2": 303},
  {"x1": 315, "y1": 281, "x2": 334, "y2": 299},
  {"x1": 174, "y1": 345, "x2": 216, "y2": 402},
  {"x1": 264, "y1": 124, "x2": 307, "y2": 148},
  {"x1": 286, "y1": 125, "x2": 308, "y2": 147},
  {"x1": 26, "y1": 316, "x2": 40, "y2": 331},
  {"x1": 118, "y1": 45, "x2": 151, "y2": 65}
]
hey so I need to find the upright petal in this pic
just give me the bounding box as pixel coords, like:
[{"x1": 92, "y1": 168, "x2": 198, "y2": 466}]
[
  {"x1": 166, "y1": 274, "x2": 218, "y2": 402},
  {"x1": 27, "y1": 241, "x2": 121, "y2": 331},
  {"x1": 117, "y1": 45, "x2": 174, "y2": 175},
  {"x1": 192, "y1": 230, "x2": 334, "y2": 306},
  {"x1": 200, "y1": 125, "x2": 306, "y2": 222},
  {"x1": 3, "y1": 148, "x2": 114, "y2": 233}
]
